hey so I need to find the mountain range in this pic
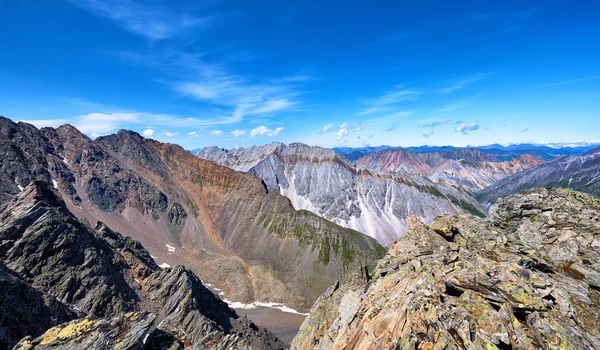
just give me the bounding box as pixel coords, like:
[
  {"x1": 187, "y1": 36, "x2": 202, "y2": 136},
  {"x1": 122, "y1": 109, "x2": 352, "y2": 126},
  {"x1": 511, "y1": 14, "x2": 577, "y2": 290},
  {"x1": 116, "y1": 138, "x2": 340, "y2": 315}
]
[
  {"x1": 333, "y1": 142, "x2": 599, "y2": 161},
  {"x1": 197, "y1": 143, "x2": 485, "y2": 246},
  {"x1": 0, "y1": 117, "x2": 384, "y2": 319},
  {"x1": 1, "y1": 115, "x2": 599, "y2": 349}
]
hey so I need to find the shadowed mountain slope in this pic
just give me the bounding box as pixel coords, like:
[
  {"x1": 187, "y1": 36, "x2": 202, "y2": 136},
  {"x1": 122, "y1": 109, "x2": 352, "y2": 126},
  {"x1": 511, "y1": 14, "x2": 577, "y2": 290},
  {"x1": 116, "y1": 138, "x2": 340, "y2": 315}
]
[{"x1": 1, "y1": 181, "x2": 286, "y2": 349}]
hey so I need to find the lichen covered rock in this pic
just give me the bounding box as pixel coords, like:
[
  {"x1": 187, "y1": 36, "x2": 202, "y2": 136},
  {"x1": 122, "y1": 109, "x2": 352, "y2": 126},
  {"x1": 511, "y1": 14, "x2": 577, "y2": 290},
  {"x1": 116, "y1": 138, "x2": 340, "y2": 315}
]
[{"x1": 292, "y1": 188, "x2": 600, "y2": 349}]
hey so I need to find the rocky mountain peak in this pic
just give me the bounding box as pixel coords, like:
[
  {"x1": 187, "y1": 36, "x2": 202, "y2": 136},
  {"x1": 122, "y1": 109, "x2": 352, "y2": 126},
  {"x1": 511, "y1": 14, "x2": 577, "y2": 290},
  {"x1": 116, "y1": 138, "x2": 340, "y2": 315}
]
[
  {"x1": 292, "y1": 187, "x2": 600, "y2": 349},
  {"x1": 1, "y1": 177, "x2": 287, "y2": 349}
]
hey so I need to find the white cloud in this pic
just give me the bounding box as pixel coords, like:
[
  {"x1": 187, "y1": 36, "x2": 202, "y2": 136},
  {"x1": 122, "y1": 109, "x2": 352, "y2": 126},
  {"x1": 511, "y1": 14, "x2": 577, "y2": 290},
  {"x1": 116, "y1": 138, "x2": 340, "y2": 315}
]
[
  {"x1": 210, "y1": 130, "x2": 222, "y2": 136},
  {"x1": 73, "y1": 112, "x2": 139, "y2": 134},
  {"x1": 142, "y1": 129, "x2": 155, "y2": 137},
  {"x1": 231, "y1": 129, "x2": 246, "y2": 137},
  {"x1": 164, "y1": 131, "x2": 178, "y2": 137},
  {"x1": 250, "y1": 126, "x2": 284, "y2": 137},
  {"x1": 323, "y1": 123, "x2": 334, "y2": 132},
  {"x1": 336, "y1": 122, "x2": 360, "y2": 140},
  {"x1": 455, "y1": 122, "x2": 480, "y2": 134},
  {"x1": 188, "y1": 131, "x2": 199, "y2": 136},
  {"x1": 69, "y1": 0, "x2": 213, "y2": 40},
  {"x1": 19, "y1": 119, "x2": 70, "y2": 128}
]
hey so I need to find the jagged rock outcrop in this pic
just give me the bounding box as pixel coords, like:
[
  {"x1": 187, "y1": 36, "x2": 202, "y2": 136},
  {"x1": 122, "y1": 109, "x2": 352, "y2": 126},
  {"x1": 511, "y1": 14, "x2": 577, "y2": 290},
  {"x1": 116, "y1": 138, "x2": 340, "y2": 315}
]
[
  {"x1": 477, "y1": 149, "x2": 600, "y2": 207},
  {"x1": 197, "y1": 143, "x2": 484, "y2": 245},
  {"x1": 291, "y1": 188, "x2": 600, "y2": 349},
  {"x1": 1, "y1": 181, "x2": 286, "y2": 349},
  {"x1": 0, "y1": 263, "x2": 77, "y2": 349},
  {"x1": 356, "y1": 147, "x2": 544, "y2": 193},
  {"x1": 0, "y1": 117, "x2": 384, "y2": 314}
]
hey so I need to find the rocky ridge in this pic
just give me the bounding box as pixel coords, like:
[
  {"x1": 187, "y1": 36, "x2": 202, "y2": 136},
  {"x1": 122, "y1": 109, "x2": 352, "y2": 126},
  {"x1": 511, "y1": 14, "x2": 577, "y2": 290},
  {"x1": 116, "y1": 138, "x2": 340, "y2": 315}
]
[
  {"x1": 0, "y1": 117, "x2": 384, "y2": 313},
  {"x1": 291, "y1": 188, "x2": 600, "y2": 349},
  {"x1": 0, "y1": 180, "x2": 286, "y2": 349},
  {"x1": 197, "y1": 143, "x2": 484, "y2": 246}
]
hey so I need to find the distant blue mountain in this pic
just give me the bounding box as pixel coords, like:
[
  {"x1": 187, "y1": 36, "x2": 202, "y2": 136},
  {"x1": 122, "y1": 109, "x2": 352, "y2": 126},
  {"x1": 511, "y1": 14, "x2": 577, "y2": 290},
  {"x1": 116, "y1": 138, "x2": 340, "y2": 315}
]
[{"x1": 331, "y1": 143, "x2": 600, "y2": 161}]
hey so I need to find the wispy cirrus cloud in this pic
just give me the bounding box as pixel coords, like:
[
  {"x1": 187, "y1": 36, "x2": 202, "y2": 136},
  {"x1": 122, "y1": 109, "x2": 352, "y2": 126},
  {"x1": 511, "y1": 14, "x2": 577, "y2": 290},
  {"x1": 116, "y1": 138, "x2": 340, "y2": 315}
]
[
  {"x1": 356, "y1": 106, "x2": 391, "y2": 116},
  {"x1": 419, "y1": 120, "x2": 452, "y2": 128},
  {"x1": 115, "y1": 47, "x2": 309, "y2": 129},
  {"x1": 69, "y1": 0, "x2": 214, "y2": 40},
  {"x1": 455, "y1": 121, "x2": 480, "y2": 134},
  {"x1": 439, "y1": 73, "x2": 495, "y2": 94},
  {"x1": 360, "y1": 85, "x2": 420, "y2": 106},
  {"x1": 436, "y1": 93, "x2": 485, "y2": 113},
  {"x1": 538, "y1": 74, "x2": 600, "y2": 88},
  {"x1": 472, "y1": 8, "x2": 538, "y2": 24},
  {"x1": 422, "y1": 131, "x2": 434, "y2": 138},
  {"x1": 362, "y1": 111, "x2": 415, "y2": 127}
]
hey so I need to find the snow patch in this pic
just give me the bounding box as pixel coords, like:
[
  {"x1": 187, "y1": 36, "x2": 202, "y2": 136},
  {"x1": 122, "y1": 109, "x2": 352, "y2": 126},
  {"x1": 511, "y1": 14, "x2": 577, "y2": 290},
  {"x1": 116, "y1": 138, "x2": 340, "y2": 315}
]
[
  {"x1": 59, "y1": 153, "x2": 68, "y2": 165},
  {"x1": 51, "y1": 178, "x2": 58, "y2": 189},
  {"x1": 222, "y1": 299, "x2": 308, "y2": 315},
  {"x1": 159, "y1": 263, "x2": 171, "y2": 268},
  {"x1": 166, "y1": 244, "x2": 176, "y2": 253},
  {"x1": 16, "y1": 184, "x2": 24, "y2": 192}
]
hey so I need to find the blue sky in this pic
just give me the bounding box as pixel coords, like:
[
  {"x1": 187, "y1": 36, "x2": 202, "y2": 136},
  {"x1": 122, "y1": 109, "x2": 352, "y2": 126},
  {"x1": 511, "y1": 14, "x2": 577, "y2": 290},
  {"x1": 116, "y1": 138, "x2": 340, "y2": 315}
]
[{"x1": 1, "y1": 0, "x2": 599, "y2": 149}]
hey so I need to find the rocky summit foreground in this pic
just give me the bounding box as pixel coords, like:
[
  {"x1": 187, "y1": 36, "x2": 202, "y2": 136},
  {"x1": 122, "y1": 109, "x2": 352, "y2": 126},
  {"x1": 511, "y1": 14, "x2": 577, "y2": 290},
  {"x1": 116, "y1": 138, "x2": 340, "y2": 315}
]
[
  {"x1": 0, "y1": 181, "x2": 286, "y2": 349},
  {"x1": 291, "y1": 188, "x2": 600, "y2": 349}
]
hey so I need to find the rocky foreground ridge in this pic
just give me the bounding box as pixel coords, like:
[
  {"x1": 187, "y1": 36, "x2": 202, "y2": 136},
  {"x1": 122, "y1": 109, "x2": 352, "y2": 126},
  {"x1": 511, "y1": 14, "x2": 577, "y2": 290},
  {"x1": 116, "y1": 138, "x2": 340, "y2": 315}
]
[
  {"x1": 291, "y1": 188, "x2": 600, "y2": 349},
  {"x1": 0, "y1": 181, "x2": 286, "y2": 349}
]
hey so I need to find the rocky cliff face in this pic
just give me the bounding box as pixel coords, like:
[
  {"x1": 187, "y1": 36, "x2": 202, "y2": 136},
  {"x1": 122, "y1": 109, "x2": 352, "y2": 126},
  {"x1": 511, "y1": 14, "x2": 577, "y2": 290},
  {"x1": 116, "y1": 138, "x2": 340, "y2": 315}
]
[
  {"x1": 198, "y1": 143, "x2": 484, "y2": 246},
  {"x1": 291, "y1": 188, "x2": 600, "y2": 349},
  {"x1": 477, "y1": 150, "x2": 600, "y2": 207},
  {"x1": 356, "y1": 147, "x2": 544, "y2": 193},
  {"x1": 0, "y1": 117, "x2": 384, "y2": 314},
  {"x1": 1, "y1": 181, "x2": 286, "y2": 349}
]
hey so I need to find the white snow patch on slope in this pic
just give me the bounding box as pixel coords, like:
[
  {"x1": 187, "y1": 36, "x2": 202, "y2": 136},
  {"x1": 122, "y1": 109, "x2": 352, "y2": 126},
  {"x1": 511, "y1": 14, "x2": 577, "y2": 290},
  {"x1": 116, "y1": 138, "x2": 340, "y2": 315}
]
[
  {"x1": 59, "y1": 153, "x2": 68, "y2": 165},
  {"x1": 51, "y1": 178, "x2": 59, "y2": 189},
  {"x1": 222, "y1": 299, "x2": 308, "y2": 315},
  {"x1": 158, "y1": 263, "x2": 171, "y2": 268},
  {"x1": 166, "y1": 244, "x2": 176, "y2": 253},
  {"x1": 16, "y1": 183, "x2": 24, "y2": 192}
]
